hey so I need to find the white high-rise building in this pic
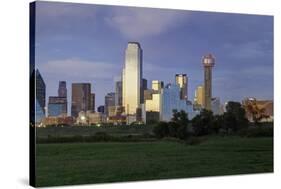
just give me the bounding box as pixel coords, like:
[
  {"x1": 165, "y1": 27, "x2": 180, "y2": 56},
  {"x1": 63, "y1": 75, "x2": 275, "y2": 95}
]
[{"x1": 122, "y1": 42, "x2": 143, "y2": 116}]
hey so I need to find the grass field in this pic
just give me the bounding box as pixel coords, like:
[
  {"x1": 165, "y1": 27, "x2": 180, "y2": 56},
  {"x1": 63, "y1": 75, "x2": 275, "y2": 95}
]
[{"x1": 36, "y1": 136, "x2": 273, "y2": 187}]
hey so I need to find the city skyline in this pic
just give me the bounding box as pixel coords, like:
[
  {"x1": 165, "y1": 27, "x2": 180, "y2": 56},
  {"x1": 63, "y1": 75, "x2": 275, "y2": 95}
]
[{"x1": 35, "y1": 1, "x2": 273, "y2": 110}]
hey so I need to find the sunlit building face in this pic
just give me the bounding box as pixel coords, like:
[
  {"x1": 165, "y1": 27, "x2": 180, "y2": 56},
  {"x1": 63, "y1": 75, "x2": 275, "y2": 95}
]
[
  {"x1": 152, "y1": 80, "x2": 164, "y2": 92},
  {"x1": 194, "y1": 85, "x2": 204, "y2": 106},
  {"x1": 175, "y1": 74, "x2": 188, "y2": 100},
  {"x1": 145, "y1": 93, "x2": 162, "y2": 112},
  {"x1": 122, "y1": 42, "x2": 143, "y2": 115}
]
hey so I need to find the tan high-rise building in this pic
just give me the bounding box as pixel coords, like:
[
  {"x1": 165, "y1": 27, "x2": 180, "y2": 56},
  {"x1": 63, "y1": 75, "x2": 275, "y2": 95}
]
[
  {"x1": 71, "y1": 83, "x2": 91, "y2": 117},
  {"x1": 194, "y1": 85, "x2": 204, "y2": 107},
  {"x1": 202, "y1": 54, "x2": 215, "y2": 110},
  {"x1": 175, "y1": 74, "x2": 188, "y2": 100},
  {"x1": 152, "y1": 80, "x2": 164, "y2": 92},
  {"x1": 122, "y1": 42, "x2": 143, "y2": 115}
]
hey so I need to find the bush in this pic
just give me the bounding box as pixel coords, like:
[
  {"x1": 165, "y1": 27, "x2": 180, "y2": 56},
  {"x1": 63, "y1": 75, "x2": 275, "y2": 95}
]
[
  {"x1": 153, "y1": 122, "x2": 169, "y2": 139},
  {"x1": 239, "y1": 127, "x2": 273, "y2": 137},
  {"x1": 184, "y1": 137, "x2": 206, "y2": 145},
  {"x1": 191, "y1": 110, "x2": 213, "y2": 136}
]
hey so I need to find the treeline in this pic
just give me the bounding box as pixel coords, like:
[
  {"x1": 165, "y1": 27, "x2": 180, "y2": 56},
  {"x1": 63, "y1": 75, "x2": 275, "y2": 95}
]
[
  {"x1": 37, "y1": 132, "x2": 156, "y2": 144},
  {"x1": 153, "y1": 101, "x2": 273, "y2": 139}
]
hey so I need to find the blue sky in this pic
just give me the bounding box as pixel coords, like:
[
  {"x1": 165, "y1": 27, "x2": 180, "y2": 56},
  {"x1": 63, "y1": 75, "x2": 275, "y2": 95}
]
[{"x1": 34, "y1": 1, "x2": 273, "y2": 110}]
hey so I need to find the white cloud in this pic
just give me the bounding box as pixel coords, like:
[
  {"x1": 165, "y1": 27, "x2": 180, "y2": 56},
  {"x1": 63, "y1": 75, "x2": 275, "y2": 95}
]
[
  {"x1": 105, "y1": 8, "x2": 188, "y2": 39},
  {"x1": 40, "y1": 58, "x2": 121, "y2": 80}
]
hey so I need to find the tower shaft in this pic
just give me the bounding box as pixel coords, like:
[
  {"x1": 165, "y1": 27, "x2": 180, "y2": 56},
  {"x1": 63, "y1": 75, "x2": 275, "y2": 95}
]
[{"x1": 204, "y1": 66, "x2": 212, "y2": 110}]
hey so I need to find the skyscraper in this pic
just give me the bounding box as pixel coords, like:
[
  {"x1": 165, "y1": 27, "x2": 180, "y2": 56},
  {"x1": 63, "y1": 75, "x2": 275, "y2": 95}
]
[
  {"x1": 57, "y1": 81, "x2": 67, "y2": 114},
  {"x1": 35, "y1": 69, "x2": 46, "y2": 114},
  {"x1": 58, "y1": 81, "x2": 67, "y2": 97},
  {"x1": 48, "y1": 96, "x2": 67, "y2": 117},
  {"x1": 161, "y1": 83, "x2": 191, "y2": 121},
  {"x1": 122, "y1": 42, "x2": 143, "y2": 115},
  {"x1": 115, "y1": 80, "x2": 122, "y2": 106},
  {"x1": 71, "y1": 83, "x2": 91, "y2": 117},
  {"x1": 194, "y1": 85, "x2": 204, "y2": 107},
  {"x1": 105, "y1": 92, "x2": 115, "y2": 116},
  {"x1": 142, "y1": 78, "x2": 148, "y2": 90},
  {"x1": 90, "y1": 93, "x2": 95, "y2": 112},
  {"x1": 202, "y1": 54, "x2": 215, "y2": 110},
  {"x1": 152, "y1": 80, "x2": 164, "y2": 92},
  {"x1": 175, "y1": 74, "x2": 188, "y2": 100}
]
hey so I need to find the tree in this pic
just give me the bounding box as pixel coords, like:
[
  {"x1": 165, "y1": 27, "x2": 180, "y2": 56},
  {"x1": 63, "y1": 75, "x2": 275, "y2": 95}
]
[
  {"x1": 171, "y1": 109, "x2": 189, "y2": 126},
  {"x1": 171, "y1": 110, "x2": 189, "y2": 139},
  {"x1": 191, "y1": 109, "x2": 214, "y2": 136},
  {"x1": 167, "y1": 121, "x2": 180, "y2": 137},
  {"x1": 222, "y1": 112, "x2": 237, "y2": 133},
  {"x1": 212, "y1": 115, "x2": 223, "y2": 134},
  {"x1": 244, "y1": 100, "x2": 269, "y2": 125},
  {"x1": 153, "y1": 122, "x2": 169, "y2": 138},
  {"x1": 225, "y1": 101, "x2": 249, "y2": 131}
]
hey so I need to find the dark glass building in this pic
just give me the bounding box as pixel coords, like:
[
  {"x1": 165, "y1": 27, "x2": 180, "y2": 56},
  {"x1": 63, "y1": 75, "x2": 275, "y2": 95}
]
[
  {"x1": 48, "y1": 96, "x2": 67, "y2": 116},
  {"x1": 90, "y1": 93, "x2": 95, "y2": 112},
  {"x1": 35, "y1": 69, "x2": 46, "y2": 115},
  {"x1": 115, "y1": 80, "x2": 122, "y2": 106},
  {"x1": 105, "y1": 92, "x2": 115, "y2": 116},
  {"x1": 97, "y1": 105, "x2": 105, "y2": 114},
  {"x1": 58, "y1": 81, "x2": 67, "y2": 97},
  {"x1": 71, "y1": 83, "x2": 91, "y2": 117}
]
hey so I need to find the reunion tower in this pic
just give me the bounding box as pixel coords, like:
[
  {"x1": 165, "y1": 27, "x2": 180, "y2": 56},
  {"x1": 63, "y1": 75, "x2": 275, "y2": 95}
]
[{"x1": 202, "y1": 54, "x2": 215, "y2": 110}]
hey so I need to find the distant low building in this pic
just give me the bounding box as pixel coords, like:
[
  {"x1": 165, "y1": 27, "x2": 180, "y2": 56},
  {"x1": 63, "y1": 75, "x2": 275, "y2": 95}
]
[
  {"x1": 87, "y1": 111, "x2": 105, "y2": 125},
  {"x1": 97, "y1": 105, "x2": 105, "y2": 114},
  {"x1": 211, "y1": 97, "x2": 222, "y2": 115},
  {"x1": 48, "y1": 96, "x2": 67, "y2": 117},
  {"x1": 41, "y1": 116, "x2": 74, "y2": 127},
  {"x1": 146, "y1": 111, "x2": 160, "y2": 124}
]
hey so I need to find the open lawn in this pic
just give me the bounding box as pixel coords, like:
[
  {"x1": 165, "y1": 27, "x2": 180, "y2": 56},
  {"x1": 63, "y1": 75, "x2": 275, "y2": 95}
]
[{"x1": 36, "y1": 136, "x2": 273, "y2": 187}]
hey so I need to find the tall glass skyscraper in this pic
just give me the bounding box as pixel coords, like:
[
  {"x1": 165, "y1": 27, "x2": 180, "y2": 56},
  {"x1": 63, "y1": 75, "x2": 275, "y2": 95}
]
[
  {"x1": 35, "y1": 69, "x2": 46, "y2": 115},
  {"x1": 105, "y1": 92, "x2": 115, "y2": 116},
  {"x1": 58, "y1": 81, "x2": 67, "y2": 97},
  {"x1": 161, "y1": 84, "x2": 190, "y2": 121},
  {"x1": 122, "y1": 42, "x2": 143, "y2": 115},
  {"x1": 71, "y1": 83, "x2": 91, "y2": 117},
  {"x1": 114, "y1": 79, "x2": 122, "y2": 106},
  {"x1": 175, "y1": 74, "x2": 188, "y2": 100}
]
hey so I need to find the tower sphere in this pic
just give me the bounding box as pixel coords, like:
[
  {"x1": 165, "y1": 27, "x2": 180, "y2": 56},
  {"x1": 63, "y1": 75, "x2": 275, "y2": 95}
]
[{"x1": 202, "y1": 54, "x2": 215, "y2": 67}]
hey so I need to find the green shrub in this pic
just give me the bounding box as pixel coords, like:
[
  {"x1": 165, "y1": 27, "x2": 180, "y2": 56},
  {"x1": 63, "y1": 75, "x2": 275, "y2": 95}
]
[{"x1": 239, "y1": 127, "x2": 273, "y2": 137}]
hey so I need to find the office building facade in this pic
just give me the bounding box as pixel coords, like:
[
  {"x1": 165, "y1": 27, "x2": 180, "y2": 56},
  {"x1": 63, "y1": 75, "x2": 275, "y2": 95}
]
[
  {"x1": 48, "y1": 96, "x2": 67, "y2": 117},
  {"x1": 115, "y1": 80, "x2": 122, "y2": 106},
  {"x1": 161, "y1": 84, "x2": 191, "y2": 121},
  {"x1": 194, "y1": 85, "x2": 204, "y2": 108},
  {"x1": 90, "y1": 93, "x2": 95, "y2": 112},
  {"x1": 105, "y1": 92, "x2": 115, "y2": 116},
  {"x1": 58, "y1": 81, "x2": 67, "y2": 97},
  {"x1": 71, "y1": 83, "x2": 91, "y2": 117},
  {"x1": 175, "y1": 74, "x2": 188, "y2": 100},
  {"x1": 122, "y1": 42, "x2": 143, "y2": 115},
  {"x1": 35, "y1": 69, "x2": 46, "y2": 115}
]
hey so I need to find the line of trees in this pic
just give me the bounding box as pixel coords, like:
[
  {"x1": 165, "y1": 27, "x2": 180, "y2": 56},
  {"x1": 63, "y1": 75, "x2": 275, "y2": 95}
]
[{"x1": 153, "y1": 101, "x2": 250, "y2": 139}]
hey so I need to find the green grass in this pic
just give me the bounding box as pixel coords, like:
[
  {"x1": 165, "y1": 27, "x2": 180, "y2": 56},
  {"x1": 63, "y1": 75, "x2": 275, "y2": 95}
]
[{"x1": 36, "y1": 136, "x2": 273, "y2": 187}]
